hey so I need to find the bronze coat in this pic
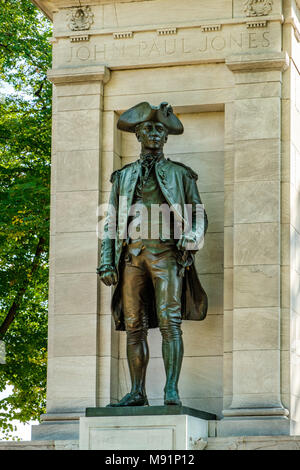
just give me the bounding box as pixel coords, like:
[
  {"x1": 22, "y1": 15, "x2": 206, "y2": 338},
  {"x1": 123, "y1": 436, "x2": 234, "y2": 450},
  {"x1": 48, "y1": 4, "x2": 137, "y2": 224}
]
[{"x1": 100, "y1": 157, "x2": 208, "y2": 331}]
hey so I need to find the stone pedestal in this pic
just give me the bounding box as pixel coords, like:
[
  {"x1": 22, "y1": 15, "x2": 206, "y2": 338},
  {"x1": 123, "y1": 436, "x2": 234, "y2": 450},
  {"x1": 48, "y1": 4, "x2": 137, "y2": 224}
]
[{"x1": 80, "y1": 407, "x2": 214, "y2": 450}]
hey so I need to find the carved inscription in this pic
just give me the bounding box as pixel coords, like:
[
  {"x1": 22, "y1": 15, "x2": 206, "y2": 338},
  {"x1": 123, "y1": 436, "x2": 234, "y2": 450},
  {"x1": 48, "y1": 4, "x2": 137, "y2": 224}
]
[{"x1": 66, "y1": 31, "x2": 272, "y2": 64}]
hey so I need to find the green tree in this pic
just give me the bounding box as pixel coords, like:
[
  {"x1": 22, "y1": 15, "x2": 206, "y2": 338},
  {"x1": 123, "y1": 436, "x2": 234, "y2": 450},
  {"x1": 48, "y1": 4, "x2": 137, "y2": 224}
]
[{"x1": 0, "y1": 0, "x2": 52, "y2": 438}]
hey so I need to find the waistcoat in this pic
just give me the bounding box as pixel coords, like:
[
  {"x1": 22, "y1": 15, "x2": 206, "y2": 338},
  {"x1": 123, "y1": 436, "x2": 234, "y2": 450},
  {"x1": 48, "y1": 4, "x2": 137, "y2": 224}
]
[{"x1": 128, "y1": 161, "x2": 176, "y2": 243}]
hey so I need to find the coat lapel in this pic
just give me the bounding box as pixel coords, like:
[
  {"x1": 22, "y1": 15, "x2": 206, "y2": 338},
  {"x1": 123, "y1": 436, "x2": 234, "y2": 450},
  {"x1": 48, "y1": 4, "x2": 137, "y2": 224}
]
[{"x1": 155, "y1": 158, "x2": 187, "y2": 225}]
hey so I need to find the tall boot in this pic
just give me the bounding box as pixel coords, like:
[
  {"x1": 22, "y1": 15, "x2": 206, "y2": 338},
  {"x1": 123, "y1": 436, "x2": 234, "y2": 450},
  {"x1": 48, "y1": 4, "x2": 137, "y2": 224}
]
[
  {"x1": 108, "y1": 330, "x2": 149, "y2": 407},
  {"x1": 162, "y1": 335, "x2": 184, "y2": 406},
  {"x1": 127, "y1": 333, "x2": 149, "y2": 398}
]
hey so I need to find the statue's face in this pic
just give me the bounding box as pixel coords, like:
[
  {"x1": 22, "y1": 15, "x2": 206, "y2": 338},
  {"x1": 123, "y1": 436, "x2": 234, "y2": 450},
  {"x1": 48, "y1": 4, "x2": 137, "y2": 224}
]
[{"x1": 136, "y1": 121, "x2": 168, "y2": 151}]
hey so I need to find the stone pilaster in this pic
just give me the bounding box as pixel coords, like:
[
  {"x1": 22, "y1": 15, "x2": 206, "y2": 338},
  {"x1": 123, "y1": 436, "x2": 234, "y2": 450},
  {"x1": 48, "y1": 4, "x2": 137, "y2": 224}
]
[
  {"x1": 32, "y1": 65, "x2": 111, "y2": 440},
  {"x1": 97, "y1": 109, "x2": 121, "y2": 407},
  {"x1": 220, "y1": 52, "x2": 290, "y2": 436}
]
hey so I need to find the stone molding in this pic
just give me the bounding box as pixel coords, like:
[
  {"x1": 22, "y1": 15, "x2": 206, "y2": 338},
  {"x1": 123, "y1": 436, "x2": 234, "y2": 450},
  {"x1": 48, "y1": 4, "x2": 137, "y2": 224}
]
[
  {"x1": 47, "y1": 64, "x2": 111, "y2": 84},
  {"x1": 0, "y1": 440, "x2": 79, "y2": 450},
  {"x1": 223, "y1": 407, "x2": 289, "y2": 417},
  {"x1": 41, "y1": 412, "x2": 84, "y2": 421},
  {"x1": 3, "y1": 436, "x2": 300, "y2": 450},
  {"x1": 206, "y1": 436, "x2": 300, "y2": 451},
  {"x1": 226, "y1": 51, "x2": 289, "y2": 72}
]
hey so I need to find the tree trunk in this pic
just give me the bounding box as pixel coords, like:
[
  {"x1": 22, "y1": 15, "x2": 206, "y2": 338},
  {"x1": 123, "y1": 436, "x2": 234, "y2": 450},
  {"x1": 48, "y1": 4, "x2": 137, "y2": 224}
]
[{"x1": 0, "y1": 237, "x2": 45, "y2": 339}]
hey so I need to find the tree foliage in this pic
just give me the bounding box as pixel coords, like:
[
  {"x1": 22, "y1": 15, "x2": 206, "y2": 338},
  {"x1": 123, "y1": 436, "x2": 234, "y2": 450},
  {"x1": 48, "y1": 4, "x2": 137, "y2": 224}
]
[{"x1": 0, "y1": 0, "x2": 52, "y2": 439}]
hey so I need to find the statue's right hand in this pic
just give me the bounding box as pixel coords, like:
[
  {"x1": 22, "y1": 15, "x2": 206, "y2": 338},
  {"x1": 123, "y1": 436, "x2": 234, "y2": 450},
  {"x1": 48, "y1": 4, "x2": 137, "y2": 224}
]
[{"x1": 99, "y1": 268, "x2": 118, "y2": 286}]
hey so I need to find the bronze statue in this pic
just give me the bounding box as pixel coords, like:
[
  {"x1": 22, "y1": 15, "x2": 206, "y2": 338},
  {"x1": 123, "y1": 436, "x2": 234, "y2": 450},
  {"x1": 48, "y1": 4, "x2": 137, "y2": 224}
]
[{"x1": 97, "y1": 102, "x2": 208, "y2": 407}]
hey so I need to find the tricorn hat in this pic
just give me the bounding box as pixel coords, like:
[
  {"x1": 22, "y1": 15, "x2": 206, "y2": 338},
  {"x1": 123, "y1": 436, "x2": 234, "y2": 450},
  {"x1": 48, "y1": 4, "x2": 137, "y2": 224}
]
[{"x1": 117, "y1": 102, "x2": 184, "y2": 135}]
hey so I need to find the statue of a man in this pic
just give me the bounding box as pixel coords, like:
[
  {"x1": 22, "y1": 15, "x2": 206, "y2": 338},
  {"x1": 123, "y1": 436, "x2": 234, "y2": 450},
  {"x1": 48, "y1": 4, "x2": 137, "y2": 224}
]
[{"x1": 97, "y1": 102, "x2": 208, "y2": 407}]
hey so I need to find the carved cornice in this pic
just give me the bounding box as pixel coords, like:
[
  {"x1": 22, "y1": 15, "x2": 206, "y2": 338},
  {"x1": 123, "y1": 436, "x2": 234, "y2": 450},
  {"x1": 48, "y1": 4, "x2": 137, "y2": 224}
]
[
  {"x1": 31, "y1": 0, "x2": 54, "y2": 19},
  {"x1": 32, "y1": 0, "x2": 282, "y2": 22},
  {"x1": 50, "y1": 15, "x2": 284, "y2": 42},
  {"x1": 31, "y1": 0, "x2": 155, "y2": 19},
  {"x1": 226, "y1": 51, "x2": 289, "y2": 72},
  {"x1": 47, "y1": 64, "x2": 111, "y2": 84}
]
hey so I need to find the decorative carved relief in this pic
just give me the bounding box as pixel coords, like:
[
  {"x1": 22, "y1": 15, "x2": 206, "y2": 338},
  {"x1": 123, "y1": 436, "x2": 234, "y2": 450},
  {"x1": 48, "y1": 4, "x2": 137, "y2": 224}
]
[
  {"x1": 246, "y1": 20, "x2": 267, "y2": 28},
  {"x1": 244, "y1": 0, "x2": 273, "y2": 17},
  {"x1": 201, "y1": 24, "x2": 221, "y2": 32},
  {"x1": 157, "y1": 28, "x2": 177, "y2": 36},
  {"x1": 67, "y1": 7, "x2": 94, "y2": 31},
  {"x1": 113, "y1": 32, "x2": 133, "y2": 39},
  {"x1": 70, "y1": 35, "x2": 90, "y2": 43}
]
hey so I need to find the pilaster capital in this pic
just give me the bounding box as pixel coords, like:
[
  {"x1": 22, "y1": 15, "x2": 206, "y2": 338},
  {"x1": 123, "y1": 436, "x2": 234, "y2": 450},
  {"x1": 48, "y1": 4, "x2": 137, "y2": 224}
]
[
  {"x1": 225, "y1": 51, "x2": 290, "y2": 73},
  {"x1": 47, "y1": 65, "x2": 111, "y2": 85}
]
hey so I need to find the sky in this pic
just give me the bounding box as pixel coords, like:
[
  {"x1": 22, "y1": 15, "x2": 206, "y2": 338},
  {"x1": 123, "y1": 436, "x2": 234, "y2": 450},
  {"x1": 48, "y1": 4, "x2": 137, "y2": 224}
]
[
  {"x1": 0, "y1": 81, "x2": 15, "y2": 96},
  {"x1": 0, "y1": 79, "x2": 33, "y2": 101}
]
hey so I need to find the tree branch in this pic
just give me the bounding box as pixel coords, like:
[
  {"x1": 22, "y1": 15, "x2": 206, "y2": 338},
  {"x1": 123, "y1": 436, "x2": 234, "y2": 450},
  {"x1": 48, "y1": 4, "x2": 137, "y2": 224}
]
[{"x1": 0, "y1": 236, "x2": 46, "y2": 339}]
